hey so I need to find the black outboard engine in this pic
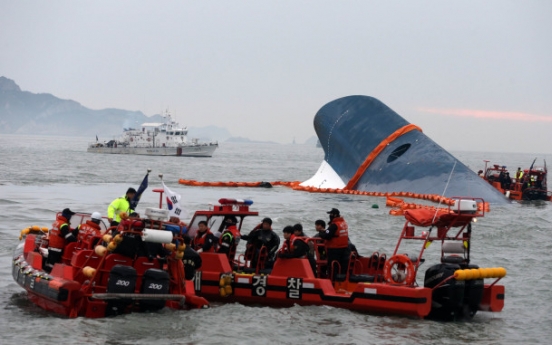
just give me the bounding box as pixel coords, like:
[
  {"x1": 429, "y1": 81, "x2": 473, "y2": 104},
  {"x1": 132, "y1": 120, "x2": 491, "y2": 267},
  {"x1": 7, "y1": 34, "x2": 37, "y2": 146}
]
[
  {"x1": 462, "y1": 264, "x2": 484, "y2": 319},
  {"x1": 139, "y1": 268, "x2": 170, "y2": 311},
  {"x1": 106, "y1": 265, "x2": 137, "y2": 316},
  {"x1": 424, "y1": 263, "x2": 465, "y2": 321}
]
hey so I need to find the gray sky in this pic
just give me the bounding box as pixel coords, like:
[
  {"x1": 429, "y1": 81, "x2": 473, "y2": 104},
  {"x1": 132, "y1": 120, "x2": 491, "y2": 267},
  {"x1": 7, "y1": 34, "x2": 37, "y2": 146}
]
[{"x1": 1, "y1": 1, "x2": 551, "y2": 153}]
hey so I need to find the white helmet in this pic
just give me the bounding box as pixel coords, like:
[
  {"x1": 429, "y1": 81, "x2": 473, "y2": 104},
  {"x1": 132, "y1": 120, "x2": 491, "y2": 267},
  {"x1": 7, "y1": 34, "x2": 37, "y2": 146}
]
[{"x1": 91, "y1": 212, "x2": 102, "y2": 221}]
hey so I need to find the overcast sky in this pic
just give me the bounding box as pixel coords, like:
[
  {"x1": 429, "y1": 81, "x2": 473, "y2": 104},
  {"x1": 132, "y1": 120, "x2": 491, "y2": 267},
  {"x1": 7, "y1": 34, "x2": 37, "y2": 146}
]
[{"x1": 1, "y1": 1, "x2": 551, "y2": 153}]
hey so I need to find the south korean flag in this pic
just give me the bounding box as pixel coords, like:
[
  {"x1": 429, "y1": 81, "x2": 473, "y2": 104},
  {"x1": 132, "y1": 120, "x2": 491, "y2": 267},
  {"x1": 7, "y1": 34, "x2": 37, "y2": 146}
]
[{"x1": 162, "y1": 181, "x2": 185, "y2": 219}]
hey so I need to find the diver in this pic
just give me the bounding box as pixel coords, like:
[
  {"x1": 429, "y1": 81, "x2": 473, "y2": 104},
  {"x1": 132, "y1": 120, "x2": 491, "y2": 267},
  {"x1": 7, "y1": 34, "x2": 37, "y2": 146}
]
[{"x1": 242, "y1": 217, "x2": 280, "y2": 270}]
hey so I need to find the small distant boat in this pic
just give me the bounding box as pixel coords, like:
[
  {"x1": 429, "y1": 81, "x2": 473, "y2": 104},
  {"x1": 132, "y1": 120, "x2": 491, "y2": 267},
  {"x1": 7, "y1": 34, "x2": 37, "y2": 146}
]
[
  {"x1": 87, "y1": 110, "x2": 218, "y2": 157},
  {"x1": 481, "y1": 159, "x2": 551, "y2": 201}
]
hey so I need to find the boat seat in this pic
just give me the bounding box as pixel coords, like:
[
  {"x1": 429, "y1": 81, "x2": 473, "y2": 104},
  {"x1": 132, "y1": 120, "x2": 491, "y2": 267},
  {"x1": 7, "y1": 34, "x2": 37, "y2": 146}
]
[
  {"x1": 370, "y1": 253, "x2": 379, "y2": 270},
  {"x1": 70, "y1": 250, "x2": 102, "y2": 268},
  {"x1": 441, "y1": 241, "x2": 466, "y2": 264},
  {"x1": 377, "y1": 253, "x2": 386, "y2": 272},
  {"x1": 62, "y1": 242, "x2": 80, "y2": 264}
]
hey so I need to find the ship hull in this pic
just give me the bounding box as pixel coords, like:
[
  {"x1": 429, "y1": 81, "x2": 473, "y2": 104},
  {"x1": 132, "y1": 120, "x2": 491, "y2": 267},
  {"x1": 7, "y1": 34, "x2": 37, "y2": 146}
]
[
  {"x1": 87, "y1": 144, "x2": 217, "y2": 157},
  {"x1": 307, "y1": 95, "x2": 509, "y2": 204}
]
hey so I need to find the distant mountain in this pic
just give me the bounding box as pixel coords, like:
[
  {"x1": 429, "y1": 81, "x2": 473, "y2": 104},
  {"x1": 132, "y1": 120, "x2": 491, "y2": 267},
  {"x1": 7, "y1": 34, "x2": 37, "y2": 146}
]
[
  {"x1": 0, "y1": 76, "x2": 231, "y2": 142},
  {"x1": 187, "y1": 125, "x2": 232, "y2": 143},
  {"x1": 304, "y1": 135, "x2": 320, "y2": 147},
  {"x1": 226, "y1": 136, "x2": 278, "y2": 144}
]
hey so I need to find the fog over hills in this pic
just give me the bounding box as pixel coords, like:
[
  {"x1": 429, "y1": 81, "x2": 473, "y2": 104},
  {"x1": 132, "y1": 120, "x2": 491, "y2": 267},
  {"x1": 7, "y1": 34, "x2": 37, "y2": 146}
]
[
  {"x1": 0, "y1": 76, "x2": 233, "y2": 142},
  {"x1": 0, "y1": 76, "x2": 320, "y2": 145}
]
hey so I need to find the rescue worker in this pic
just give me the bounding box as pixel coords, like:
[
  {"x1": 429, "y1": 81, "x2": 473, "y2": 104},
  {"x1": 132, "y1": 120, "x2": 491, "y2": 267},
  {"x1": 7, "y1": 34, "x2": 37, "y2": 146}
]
[
  {"x1": 313, "y1": 219, "x2": 328, "y2": 277},
  {"x1": 318, "y1": 208, "x2": 350, "y2": 279},
  {"x1": 313, "y1": 219, "x2": 327, "y2": 259},
  {"x1": 280, "y1": 225, "x2": 317, "y2": 276},
  {"x1": 182, "y1": 235, "x2": 202, "y2": 280},
  {"x1": 107, "y1": 187, "x2": 136, "y2": 226},
  {"x1": 76, "y1": 212, "x2": 103, "y2": 249},
  {"x1": 503, "y1": 172, "x2": 512, "y2": 190},
  {"x1": 292, "y1": 223, "x2": 307, "y2": 237},
  {"x1": 192, "y1": 220, "x2": 216, "y2": 253},
  {"x1": 515, "y1": 167, "x2": 523, "y2": 182},
  {"x1": 217, "y1": 216, "x2": 241, "y2": 263},
  {"x1": 45, "y1": 208, "x2": 77, "y2": 271},
  {"x1": 241, "y1": 217, "x2": 280, "y2": 269}
]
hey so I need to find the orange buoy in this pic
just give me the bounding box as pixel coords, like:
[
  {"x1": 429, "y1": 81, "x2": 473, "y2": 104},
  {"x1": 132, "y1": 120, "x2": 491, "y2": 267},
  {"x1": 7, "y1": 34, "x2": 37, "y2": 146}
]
[{"x1": 383, "y1": 254, "x2": 416, "y2": 285}]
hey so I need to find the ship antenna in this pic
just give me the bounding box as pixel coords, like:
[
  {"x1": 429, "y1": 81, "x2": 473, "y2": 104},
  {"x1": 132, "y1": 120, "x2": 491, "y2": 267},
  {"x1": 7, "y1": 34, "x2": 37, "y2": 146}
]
[{"x1": 431, "y1": 160, "x2": 457, "y2": 225}]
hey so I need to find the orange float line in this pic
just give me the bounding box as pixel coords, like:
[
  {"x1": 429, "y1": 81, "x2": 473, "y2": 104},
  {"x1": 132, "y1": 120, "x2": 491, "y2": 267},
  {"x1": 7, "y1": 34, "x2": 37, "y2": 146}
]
[{"x1": 177, "y1": 179, "x2": 471, "y2": 211}]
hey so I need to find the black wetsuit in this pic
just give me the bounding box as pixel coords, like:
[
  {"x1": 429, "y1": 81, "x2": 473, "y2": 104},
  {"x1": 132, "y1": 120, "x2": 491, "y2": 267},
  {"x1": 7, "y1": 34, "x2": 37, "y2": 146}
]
[
  {"x1": 242, "y1": 229, "x2": 280, "y2": 269},
  {"x1": 182, "y1": 246, "x2": 202, "y2": 280}
]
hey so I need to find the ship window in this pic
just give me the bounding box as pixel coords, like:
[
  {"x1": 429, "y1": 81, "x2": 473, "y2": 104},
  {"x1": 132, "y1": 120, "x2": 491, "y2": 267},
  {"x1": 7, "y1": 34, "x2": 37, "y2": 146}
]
[
  {"x1": 387, "y1": 144, "x2": 411, "y2": 163},
  {"x1": 175, "y1": 131, "x2": 180, "y2": 135}
]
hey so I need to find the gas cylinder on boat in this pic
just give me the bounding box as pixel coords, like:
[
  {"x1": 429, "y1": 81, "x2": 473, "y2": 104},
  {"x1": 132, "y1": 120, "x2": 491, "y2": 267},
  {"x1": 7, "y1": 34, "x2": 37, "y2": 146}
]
[
  {"x1": 424, "y1": 263, "x2": 465, "y2": 321},
  {"x1": 106, "y1": 265, "x2": 137, "y2": 316},
  {"x1": 139, "y1": 268, "x2": 170, "y2": 311}
]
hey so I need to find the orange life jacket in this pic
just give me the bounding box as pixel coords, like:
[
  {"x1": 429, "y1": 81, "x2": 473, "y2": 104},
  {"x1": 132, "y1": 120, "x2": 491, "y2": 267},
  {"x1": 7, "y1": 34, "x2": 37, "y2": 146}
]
[
  {"x1": 280, "y1": 235, "x2": 309, "y2": 258},
  {"x1": 48, "y1": 215, "x2": 71, "y2": 250},
  {"x1": 326, "y1": 217, "x2": 349, "y2": 249},
  {"x1": 77, "y1": 220, "x2": 101, "y2": 247},
  {"x1": 193, "y1": 229, "x2": 215, "y2": 252}
]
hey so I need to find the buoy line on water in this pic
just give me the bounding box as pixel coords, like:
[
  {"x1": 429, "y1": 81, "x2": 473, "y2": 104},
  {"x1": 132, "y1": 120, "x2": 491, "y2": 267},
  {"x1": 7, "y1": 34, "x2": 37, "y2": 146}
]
[{"x1": 177, "y1": 179, "x2": 491, "y2": 216}]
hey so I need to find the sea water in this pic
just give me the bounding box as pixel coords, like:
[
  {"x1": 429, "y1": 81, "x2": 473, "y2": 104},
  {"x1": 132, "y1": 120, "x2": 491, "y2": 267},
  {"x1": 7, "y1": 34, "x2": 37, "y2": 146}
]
[{"x1": 0, "y1": 134, "x2": 551, "y2": 345}]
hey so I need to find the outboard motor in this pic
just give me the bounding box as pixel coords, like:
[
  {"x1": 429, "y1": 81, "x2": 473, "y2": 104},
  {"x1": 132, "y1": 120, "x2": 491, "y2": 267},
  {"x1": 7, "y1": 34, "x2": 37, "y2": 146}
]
[
  {"x1": 424, "y1": 263, "x2": 465, "y2": 321},
  {"x1": 106, "y1": 265, "x2": 137, "y2": 316},
  {"x1": 139, "y1": 268, "x2": 170, "y2": 311},
  {"x1": 461, "y1": 263, "x2": 484, "y2": 319}
]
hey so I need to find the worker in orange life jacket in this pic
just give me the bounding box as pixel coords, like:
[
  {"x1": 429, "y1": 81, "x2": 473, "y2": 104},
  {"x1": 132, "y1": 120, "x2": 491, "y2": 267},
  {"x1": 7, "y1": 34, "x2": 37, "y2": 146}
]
[
  {"x1": 192, "y1": 220, "x2": 216, "y2": 253},
  {"x1": 317, "y1": 208, "x2": 351, "y2": 279},
  {"x1": 45, "y1": 208, "x2": 77, "y2": 272},
  {"x1": 76, "y1": 211, "x2": 103, "y2": 249},
  {"x1": 278, "y1": 225, "x2": 317, "y2": 277},
  {"x1": 292, "y1": 223, "x2": 317, "y2": 275}
]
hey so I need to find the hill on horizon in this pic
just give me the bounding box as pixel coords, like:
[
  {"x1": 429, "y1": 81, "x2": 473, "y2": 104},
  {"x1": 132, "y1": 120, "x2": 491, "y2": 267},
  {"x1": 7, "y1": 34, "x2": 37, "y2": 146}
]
[{"x1": 0, "y1": 76, "x2": 232, "y2": 142}]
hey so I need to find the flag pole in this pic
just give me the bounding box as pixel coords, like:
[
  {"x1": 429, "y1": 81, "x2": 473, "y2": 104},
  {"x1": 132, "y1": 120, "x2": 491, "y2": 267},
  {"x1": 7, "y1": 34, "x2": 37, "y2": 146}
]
[{"x1": 157, "y1": 173, "x2": 164, "y2": 208}]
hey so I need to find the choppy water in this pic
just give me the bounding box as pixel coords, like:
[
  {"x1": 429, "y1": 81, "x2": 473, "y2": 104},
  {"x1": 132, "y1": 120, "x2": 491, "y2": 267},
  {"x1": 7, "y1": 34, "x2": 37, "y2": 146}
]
[{"x1": 0, "y1": 134, "x2": 551, "y2": 344}]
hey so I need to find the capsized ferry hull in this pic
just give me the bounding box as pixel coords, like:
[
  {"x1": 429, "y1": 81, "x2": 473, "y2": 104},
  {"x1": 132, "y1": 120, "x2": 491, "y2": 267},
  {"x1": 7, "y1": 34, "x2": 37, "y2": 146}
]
[
  {"x1": 307, "y1": 95, "x2": 509, "y2": 204},
  {"x1": 87, "y1": 144, "x2": 217, "y2": 157}
]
